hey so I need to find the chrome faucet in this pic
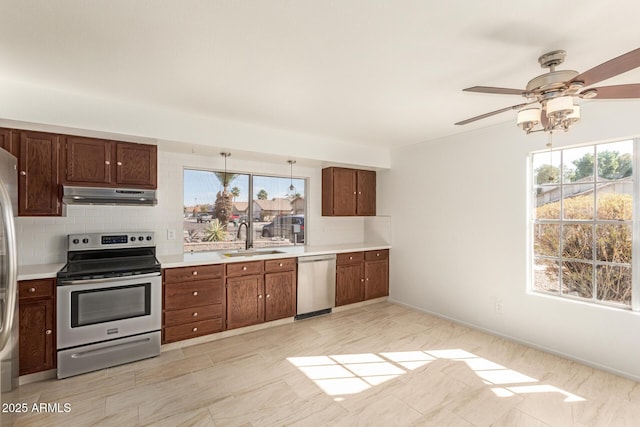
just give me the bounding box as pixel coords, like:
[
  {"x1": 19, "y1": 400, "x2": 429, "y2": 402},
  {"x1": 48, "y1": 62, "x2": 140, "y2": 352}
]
[{"x1": 236, "y1": 222, "x2": 252, "y2": 250}]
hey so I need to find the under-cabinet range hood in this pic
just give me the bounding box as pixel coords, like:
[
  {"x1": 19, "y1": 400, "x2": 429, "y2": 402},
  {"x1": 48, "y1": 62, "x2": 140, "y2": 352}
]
[{"x1": 62, "y1": 186, "x2": 158, "y2": 206}]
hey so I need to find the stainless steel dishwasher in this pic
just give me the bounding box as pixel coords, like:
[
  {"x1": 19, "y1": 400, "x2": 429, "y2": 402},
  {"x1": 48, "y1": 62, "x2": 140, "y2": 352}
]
[{"x1": 296, "y1": 254, "x2": 336, "y2": 319}]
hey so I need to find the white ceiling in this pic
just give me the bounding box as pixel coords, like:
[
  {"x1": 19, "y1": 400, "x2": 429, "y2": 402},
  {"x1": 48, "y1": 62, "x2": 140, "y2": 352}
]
[{"x1": 2, "y1": 1, "x2": 640, "y2": 149}]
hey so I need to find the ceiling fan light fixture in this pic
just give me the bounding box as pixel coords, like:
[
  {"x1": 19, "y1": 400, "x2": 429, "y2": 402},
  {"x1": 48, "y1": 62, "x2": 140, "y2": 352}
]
[
  {"x1": 517, "y1": 107, "x2": 541, "y2": 132},
  {"x1": 546, "y1": 96, "x2": 574, "y2": 119}
]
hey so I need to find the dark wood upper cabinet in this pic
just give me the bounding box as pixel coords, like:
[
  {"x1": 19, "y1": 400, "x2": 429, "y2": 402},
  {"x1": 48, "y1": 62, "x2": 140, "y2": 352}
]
[
  {"x1": 62, "y1": 136, "x2": 113, "y2": 186},
  {"x1": 322, "y1": 167, "x2": 376, "y2": 216},
  {"x1": 115, "y1": 142, "x2": 157, "y2": 189},
  {"x1": 0, "y1": 128, "x2": 19, "y2": 157},
  {"x1": 62, "y1": 138, "x2": 157, "y2": 189},
  {"x1": 18, "y1": 131, "x2": 61, "y2": 216}
]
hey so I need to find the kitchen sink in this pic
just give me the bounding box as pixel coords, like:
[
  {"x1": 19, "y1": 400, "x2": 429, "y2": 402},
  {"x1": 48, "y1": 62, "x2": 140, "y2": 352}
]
[{"x1": 222, "y1": 249, "x2": 286, "y2": 257}]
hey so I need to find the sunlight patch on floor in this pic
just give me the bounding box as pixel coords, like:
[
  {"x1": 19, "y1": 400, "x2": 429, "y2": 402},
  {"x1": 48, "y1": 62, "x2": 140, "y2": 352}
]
[{"x1": 287, "y1": 349, "x2": 586, "y2": 402}]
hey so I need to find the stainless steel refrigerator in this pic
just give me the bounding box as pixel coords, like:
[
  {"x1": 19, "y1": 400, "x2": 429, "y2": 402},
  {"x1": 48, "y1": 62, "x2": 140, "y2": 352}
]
[{"x1": 0, "y1": 148, "x2": 19, "y2": 398}]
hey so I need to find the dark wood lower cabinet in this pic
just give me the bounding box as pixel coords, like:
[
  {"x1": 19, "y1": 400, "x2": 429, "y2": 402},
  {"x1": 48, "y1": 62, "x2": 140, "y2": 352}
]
[
  {"x1": 336, "y1": 250, "x2": 390, "y2": 307},
  {"x1": 18, "y1": 279, "x2": 55, "y2": 375},
  {"x1": 264, "y1": 270, "x2": 296, "y2": 322},
  {"x1": 226, "y1": 274, "x2": 264, "y2": 330},
  {"x1": 336, "y1": 264, "x2": 365, "y2": 306},
  {"x1": 162, "y1": 264, "x2": 225, "y2": 344}
]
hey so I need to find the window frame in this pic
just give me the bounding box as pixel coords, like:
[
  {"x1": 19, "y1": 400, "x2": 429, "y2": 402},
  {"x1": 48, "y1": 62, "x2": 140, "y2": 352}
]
[
  {"x1": 529, "y1": 138, "x2": 638, "y2": 311},
  {"x1": 183, "y1": 167, "x2": 307, "y2": 252}
]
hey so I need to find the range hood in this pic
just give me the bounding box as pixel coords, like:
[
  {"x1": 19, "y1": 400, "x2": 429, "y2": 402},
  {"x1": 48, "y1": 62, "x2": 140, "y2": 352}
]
[{"x1": 62, "y1": 186, "x2": 157, "y2": 206}]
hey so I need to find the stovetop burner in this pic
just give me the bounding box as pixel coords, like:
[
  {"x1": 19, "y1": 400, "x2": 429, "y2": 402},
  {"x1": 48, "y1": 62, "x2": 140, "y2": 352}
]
[{"x1": 57, "y1": 232, "x2": 161, "y2": 281}]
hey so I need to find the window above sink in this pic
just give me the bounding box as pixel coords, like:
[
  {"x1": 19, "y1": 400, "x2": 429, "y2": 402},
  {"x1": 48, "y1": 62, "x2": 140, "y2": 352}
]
[{"x1": 183, "y1": 168, "x2": 306, "y2": 253}]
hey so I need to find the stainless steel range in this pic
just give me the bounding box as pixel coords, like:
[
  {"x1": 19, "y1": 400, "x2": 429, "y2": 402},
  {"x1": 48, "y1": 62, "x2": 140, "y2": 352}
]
[{"x1": 56, "y1": 231, "x2": 161, "y2": 379}]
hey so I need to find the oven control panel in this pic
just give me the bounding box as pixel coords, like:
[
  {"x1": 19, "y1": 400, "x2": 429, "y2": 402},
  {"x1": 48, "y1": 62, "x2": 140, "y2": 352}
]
[{"x1": 68, "y1": 232, "x2": 155, "y2": 250}]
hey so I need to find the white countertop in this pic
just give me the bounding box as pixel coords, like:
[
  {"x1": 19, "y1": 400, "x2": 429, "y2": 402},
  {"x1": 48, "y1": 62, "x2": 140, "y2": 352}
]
[
  {"x1": 18, "y1": 263, "x2": 66, "y2": 281},
  {"x1": 159, "y1": 242, "x2": 391, "y2": 268},
  {"x1": 17, "y1": 242, "x2": 391, "y2": 280}
]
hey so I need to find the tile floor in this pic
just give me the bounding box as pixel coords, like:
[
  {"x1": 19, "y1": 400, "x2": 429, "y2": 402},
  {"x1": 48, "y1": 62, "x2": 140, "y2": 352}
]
[{"x1": 5, "y1": 301, "x2": 640, "y2": 426}]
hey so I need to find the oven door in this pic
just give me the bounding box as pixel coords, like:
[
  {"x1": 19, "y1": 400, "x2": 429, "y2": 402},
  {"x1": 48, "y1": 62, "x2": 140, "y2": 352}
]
[{"x1": 57, "y1": 272, "x2": 161, "y2": 350}]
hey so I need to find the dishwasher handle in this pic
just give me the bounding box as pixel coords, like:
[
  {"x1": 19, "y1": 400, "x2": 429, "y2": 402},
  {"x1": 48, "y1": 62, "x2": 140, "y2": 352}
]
[{"x1": 297, "y1": 254, "x2": 337, "y2": 264}]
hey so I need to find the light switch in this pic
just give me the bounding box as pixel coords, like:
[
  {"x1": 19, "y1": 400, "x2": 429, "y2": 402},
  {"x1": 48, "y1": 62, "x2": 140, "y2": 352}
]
[{"x1": 167, "y1": 229, "x2": 176, "y2": 240}]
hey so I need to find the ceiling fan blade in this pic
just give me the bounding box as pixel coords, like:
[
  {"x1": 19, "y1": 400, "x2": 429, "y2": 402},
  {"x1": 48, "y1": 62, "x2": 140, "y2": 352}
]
[
  {"x1": 572, "y1": 48, "x2": 640, "y2": 87},
  {"x1": 584, "y1": 83, "x2": 640, "y2": 99},
  {"x1": 463, "y1": 86, "x2": 526, "y2": 95},
  {"x1": 455, "y1": 102, "x2": 529, "y2": 125}
]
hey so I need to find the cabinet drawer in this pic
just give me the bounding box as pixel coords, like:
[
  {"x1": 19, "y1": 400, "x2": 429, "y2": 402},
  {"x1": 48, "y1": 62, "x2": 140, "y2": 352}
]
[
  {"x1": 164, "y1": 264, "x2": 223, "y2": 283},
  {"x1": 365, "y1": 249, "x2": 389, "y2": 261},
  {"x1": 264, "y1": 258, "x2": 296, "y2": 273},
  {"x1": 164, "y1": 303, "x2": 222, "y2": 327},
  {"x1": 164, "y1": 279, "x2": 223, "y2": 310},
  {"x1": 336, "y1": 252, "x2": 364, "y2": 265},
  {"x1": 226, "y1": 261, "x2": 263, "y2": 277},
  {"x1": 164, "y1": 319, "x2": 223, "y2": 343},
  {"x1": 18, "y1": 279, "x2": 55, "y2": 300}
]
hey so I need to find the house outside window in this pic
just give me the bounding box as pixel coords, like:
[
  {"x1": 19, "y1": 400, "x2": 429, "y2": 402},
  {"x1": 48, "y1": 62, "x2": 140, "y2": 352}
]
[
  {"x1": 183, "y1": 168, "x2": 306, "y2": 252},
  {"x1": 531, "y1": 139, "x2": 637, "y2": 310}
]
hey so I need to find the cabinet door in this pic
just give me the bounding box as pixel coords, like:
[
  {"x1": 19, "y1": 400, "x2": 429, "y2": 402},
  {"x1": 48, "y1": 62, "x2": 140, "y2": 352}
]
[
  {"x1": 19, "y1": 299, "x2": 55, "y2": 375},
  {"x1": 364, "y1": 259, "x2": 389, "y2": 300},
  {"x1": 264, "y1": 270, "x2": 296, "y2": 321},
  {"x1": 226, "y1": 275, "x2": 264, "y2": 329},
  {"x1": 336, "y1": 264, "x2": 364, "y2": 306},
  {"x1": 115, "y1": 142, "x2": 157, "y2": 188},
  {"x1": 18, "y1": 131, "x2": 61, "y2": 216},
  {"x1": 0, "y1": 128, "x2": 18, "y2": 157},
  {"x1": 357, "y1": 169, "x2": 376, "y2": 216},
  {"x1": 325, "y1": 168, "x2": 357, "y2": 216},
  {"x1": 62, "y1": 136, "x2": 113, "y2": 185}
]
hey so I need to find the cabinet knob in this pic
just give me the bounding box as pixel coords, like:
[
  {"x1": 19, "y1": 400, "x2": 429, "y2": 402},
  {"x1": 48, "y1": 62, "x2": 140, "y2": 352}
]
[
  {"x1": 117, "y1": 161, "x2": 123, "y2": 166},
  {"x1": 358, "y1": 191, "x2": 362, "y2": 195},
  {"x1": 279, "y1": 263, "x2": 283, "y2": 267},
  {"x1": 192, "y1": 291, "x2": 198, "y2": 296},
  {"x1": 20, "y1": 171, "x2": 26, "y2": 176},
  {"x1": 242, "y1": 266, "x2": 247, "y2": 271},
  {"x1": 349, "y1": 256, "x2": 353, "y2": 260},
  {"x1": 45, "y1": 330, "x2": 52, "y2": 335},
  {"x1": 105, "y1": 160, "x2": 111, "y2": 165},
  {"x1": 192, "y1": 327, "x2": 198, "y2": 332},
  {"x1": 353, "y1": 191, "x2": 357, "y2": 194},
  {"x1": 28, "y1": 287, "x2": 36, "y2": 293},
  {"x1": 366, "y1": 278, "x2": 369, "y2": 281},
  {"x1": 258, "y1": 294, "x2": 263, "y2": 299},
  {"x1": 361, "y1": 278, "x2": 365, "y2": 282},
  {"x1": 192, "y1": 312, "x2": 198, "y2": 317},
  {"x1": 266, "y1": 294, "x2": 271, "y2": 298},
  {"x1": 192, "y1": 271, "x2": 198, "y2": 276}
]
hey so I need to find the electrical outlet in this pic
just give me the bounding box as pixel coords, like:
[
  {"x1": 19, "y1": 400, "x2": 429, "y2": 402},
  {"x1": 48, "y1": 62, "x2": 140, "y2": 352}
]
[
  {"x1": 495, "y1": 301, "x2": 503, "y2": 314},
  {"x1": 167, "y1": 229, "x2": 176, "y2": 240}
]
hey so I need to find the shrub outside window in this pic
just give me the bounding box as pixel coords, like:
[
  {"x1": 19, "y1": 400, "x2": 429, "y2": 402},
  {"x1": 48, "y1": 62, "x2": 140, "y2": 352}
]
[{"x1": 531, "y1": 139, "x2": 636, "y2": 309}]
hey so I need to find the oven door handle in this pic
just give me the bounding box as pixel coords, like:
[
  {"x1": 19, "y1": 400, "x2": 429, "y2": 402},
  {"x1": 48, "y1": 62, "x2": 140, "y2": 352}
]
[{"x1": 58, "y1": 272, "x2": 161, "y2": 286}]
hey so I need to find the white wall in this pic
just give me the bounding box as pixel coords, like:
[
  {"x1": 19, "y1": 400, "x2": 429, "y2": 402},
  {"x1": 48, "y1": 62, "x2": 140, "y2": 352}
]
[
  {"x1": 0, "y1": 78, "x2": 390, "y2": 169},
  {"x1": 386, "y1": 100, "x2": 640, "y2": 380},
  {"x1": 16, "y1": 149, "x2": 369, "y2": 265}
]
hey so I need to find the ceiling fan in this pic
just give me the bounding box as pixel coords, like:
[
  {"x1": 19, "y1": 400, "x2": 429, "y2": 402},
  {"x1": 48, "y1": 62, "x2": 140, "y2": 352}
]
[{"x1": 455, "y1": 48, "x2": 640, "y2": 134}]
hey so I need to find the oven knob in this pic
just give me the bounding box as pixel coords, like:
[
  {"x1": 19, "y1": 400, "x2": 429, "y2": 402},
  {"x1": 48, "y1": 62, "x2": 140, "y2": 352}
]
[
  {"x1": 72, "y1": 238, "x2": 80, "y2": 245},
  {"x1": 138, "y1": 236, "x2": 144, "y2": 241},
  {"x1": 146, "y1": 236, "x2": 152, "y2": 241},
  {"x1": 82, "y1": 238, "x2": 89, "y2": 244},
  {"x1": 130, "y1": 237, "x2": 136, "y2": 242}
]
